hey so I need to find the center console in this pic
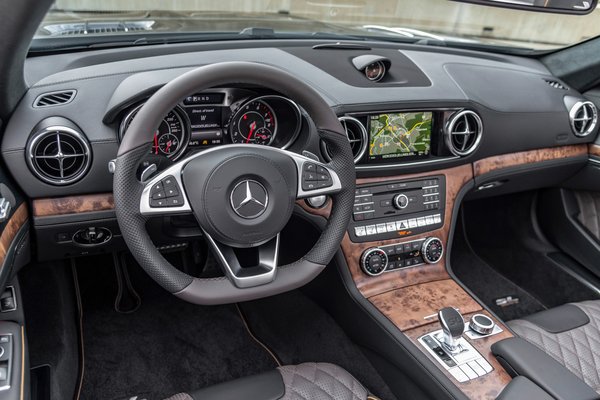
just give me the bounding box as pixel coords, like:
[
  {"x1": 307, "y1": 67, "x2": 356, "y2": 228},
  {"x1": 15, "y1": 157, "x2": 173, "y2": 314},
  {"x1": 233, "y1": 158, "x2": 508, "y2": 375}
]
[{"x1": 300, "y1": 163, "x2": 515, "y2": 399}]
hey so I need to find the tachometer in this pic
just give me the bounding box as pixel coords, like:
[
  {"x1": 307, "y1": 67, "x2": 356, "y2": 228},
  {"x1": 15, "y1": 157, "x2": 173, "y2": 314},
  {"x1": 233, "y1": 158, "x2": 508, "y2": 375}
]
[
  {"x1": 229, "y1": 99, "x2": 277, "y2": 145},
  {"x1": 120, "y1": 105, "x2": 189, "y2": 160}
]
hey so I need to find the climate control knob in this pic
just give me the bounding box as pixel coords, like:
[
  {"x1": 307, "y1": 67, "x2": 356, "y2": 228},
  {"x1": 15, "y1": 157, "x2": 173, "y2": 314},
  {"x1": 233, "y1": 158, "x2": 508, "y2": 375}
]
[
  {"x1": 360, "y1": 248, "x2": 388, "y2": 276},
  {"x1": 421, "y1": 237, "x2": 444, "y2": 264},
  {"x1": 393, "y1": 193, "x2": 409, "y2": 209}
]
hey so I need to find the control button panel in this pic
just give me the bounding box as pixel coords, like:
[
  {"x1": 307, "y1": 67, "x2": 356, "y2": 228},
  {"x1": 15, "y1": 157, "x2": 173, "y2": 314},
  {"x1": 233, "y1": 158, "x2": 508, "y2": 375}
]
[
  {"x1": 350, "y1": 176, "x2": 445, "y2": 242},
  {"x1": 359, "y1": 237, "x2": 443, "y2": 276},
  {"x1": 301, "y1": 162, "x2": 333, "y2": 191},
  {"x1": 353, "y1": 214, "x2": 442, "y2": 239},
  {"x1": 150, "y1": 175, "x2": 185, "y2": 208},
  {"x1": 419, "y1": 330, "x2": 493, "y2": 383}
]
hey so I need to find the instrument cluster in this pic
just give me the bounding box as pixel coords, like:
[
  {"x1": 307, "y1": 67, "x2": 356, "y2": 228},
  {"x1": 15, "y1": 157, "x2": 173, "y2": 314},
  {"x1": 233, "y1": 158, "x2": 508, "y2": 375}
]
[{"x1": 119, "y1": 89, "x2": 303, "y2": 160}]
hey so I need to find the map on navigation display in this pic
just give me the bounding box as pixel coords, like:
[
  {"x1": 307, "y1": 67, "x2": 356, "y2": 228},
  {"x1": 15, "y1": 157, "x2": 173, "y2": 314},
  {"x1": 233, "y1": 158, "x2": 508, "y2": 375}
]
[{"x1": 368, "y1": 112, "x2": 432, "y2": 160}]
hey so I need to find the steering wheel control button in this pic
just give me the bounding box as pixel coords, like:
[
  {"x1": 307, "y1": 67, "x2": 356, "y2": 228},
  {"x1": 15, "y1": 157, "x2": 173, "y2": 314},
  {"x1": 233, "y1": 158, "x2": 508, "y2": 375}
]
[
  {"x1": 422, "y1": 237, "x2": 444, "y2": 264},
  {"x1": 150, "y1": 175, "x2": 184, "y2": 208},
  {"x1": 230, "y1": 180, "x2": 269, "y2": 219},
  {"x1": 301, "y1": 162, "x2": 333, "y2": 191},
  {"x1": 469, "y1": 314, "x2": 496, "y2": 336},
  {"x1": 360, "y1": 248, "x2": 388, "y2": 276}
]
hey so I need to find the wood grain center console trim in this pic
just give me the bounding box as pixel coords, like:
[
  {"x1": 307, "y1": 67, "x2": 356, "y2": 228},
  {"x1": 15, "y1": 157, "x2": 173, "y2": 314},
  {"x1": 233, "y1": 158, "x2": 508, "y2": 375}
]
[
  {"x1": 0, "y1": 203, "x2": 28, "y2": 268},
  {"x1": 474, "y1": 144, "x2": 588, "y2": 177},
  {"x1": 32, "y1": 193, "x2": 114, "y2": 217},
  {"x1": 370, "y1": 279, "x2": 482, "y2": 331}
]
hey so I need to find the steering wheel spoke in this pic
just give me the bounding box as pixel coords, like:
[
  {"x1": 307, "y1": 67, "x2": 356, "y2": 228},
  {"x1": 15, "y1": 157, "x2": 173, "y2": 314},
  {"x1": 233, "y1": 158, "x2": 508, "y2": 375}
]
[{"x1": 204, "y1": 232, "x2": 280, "y2": 289}]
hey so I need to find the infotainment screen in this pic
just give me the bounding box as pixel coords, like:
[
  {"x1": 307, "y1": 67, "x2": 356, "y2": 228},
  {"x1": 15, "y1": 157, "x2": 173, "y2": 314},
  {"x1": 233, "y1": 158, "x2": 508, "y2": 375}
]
[{"x1": 368, "y1": 112, "x2": 432, "y2": 161}]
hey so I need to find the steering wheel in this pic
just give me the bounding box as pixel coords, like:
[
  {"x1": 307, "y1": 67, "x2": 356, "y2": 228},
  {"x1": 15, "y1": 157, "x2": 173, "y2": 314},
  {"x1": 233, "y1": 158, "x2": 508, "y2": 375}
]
[{"x1": 113, "y1": 62, "x2": 355, "y2": 305}]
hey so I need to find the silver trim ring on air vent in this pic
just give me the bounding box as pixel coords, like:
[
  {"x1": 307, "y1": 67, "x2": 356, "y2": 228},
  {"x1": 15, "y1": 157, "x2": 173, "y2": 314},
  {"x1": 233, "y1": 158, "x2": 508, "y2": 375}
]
[
  {"x1": 569, "y1": 101, "x2": 598, "y2": 137},
  {"x1": 444, "y1": 110, "x2": 483, "y2": 157},
  {"x1": 321, "y1": 116, "x2": 368, "y2": 164},
  {"x1": 27, "y1": 126, "x2": 91, "y2": 185},
  {"x1": 33, "y1": 90, "x2": 77, "y2": 108}
]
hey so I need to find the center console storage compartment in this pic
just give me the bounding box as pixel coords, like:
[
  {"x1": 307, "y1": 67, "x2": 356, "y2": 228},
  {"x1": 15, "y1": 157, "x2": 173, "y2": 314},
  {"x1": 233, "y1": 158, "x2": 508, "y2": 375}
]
[{"x1": 492, "y1": 337, "x2": 599, "y2": 400}]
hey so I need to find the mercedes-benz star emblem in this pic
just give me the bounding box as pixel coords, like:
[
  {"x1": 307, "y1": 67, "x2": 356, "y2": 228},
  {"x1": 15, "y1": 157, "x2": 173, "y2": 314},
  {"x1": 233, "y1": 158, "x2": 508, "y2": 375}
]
[{"x1": 230, "y1": 180, "x2": 269, "y2": 219}]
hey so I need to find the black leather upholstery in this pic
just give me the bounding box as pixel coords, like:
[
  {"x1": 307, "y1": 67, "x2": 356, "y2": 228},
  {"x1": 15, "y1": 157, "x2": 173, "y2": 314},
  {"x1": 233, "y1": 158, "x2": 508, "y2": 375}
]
[{"x1": 492, "y1": 337, "x2": 599, "y2": 400}]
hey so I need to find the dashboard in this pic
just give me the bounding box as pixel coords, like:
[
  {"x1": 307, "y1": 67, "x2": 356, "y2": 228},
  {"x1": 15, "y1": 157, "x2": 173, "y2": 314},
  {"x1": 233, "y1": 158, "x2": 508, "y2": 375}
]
[{"x1": 3, "y1": 39, "x2": 598, "y2": 201}]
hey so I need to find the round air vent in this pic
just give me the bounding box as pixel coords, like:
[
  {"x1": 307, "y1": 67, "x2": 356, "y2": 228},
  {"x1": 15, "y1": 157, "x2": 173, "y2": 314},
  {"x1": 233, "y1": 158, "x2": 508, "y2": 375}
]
[
  {"x1": 444, "y1": 110, "x2": 483, "y2": 157},
  {"x1": 322, "y1": 116, "x2": 368, "y2": 164},
  {"x1": 27, "y1": 125, "x2": 91, "y2": 185},
  {"x1": 569, "y1": 101, "x2": 598, "y2": 137}
]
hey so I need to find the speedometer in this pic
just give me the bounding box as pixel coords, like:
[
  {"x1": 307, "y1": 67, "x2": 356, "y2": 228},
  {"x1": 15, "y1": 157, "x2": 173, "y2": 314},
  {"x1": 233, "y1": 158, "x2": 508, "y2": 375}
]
[
  {"x1": 229, "y1": 99, "x2": 277, "y2": 145},
  {"x1": 120, "y1": 105, "x2": 189, "y2": 160}
]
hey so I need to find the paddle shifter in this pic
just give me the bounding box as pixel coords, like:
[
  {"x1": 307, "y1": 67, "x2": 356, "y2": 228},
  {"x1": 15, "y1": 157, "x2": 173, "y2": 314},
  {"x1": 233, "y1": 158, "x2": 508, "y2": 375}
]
[{"x1": 438, "y1": 307, "x2": 465, "y2": 353}]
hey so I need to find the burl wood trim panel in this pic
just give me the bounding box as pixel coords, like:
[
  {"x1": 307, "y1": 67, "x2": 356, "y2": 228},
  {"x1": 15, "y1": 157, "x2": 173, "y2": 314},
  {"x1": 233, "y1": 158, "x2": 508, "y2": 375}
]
[
  {"x1": 32, "y1": 193, "x2": 114, "y2": 217},
  {"x1": 474, "y1": 144, "x2": 588, "y2": 177},
  {"x1": 405, "y1": 311, "x2": 513, "y2": 400},
  {"x1": 370, "y1": 279, "x2": 482, "y2": 331},
  {"x1": 0, "y1": 204, "x2": 28, "y2": 267},
  {"x1": 589, "y1": 143, "x2": 600, "y2": 158},
  {"x1": 342, "y1": 164, "x2": 473, "y2": 298}
]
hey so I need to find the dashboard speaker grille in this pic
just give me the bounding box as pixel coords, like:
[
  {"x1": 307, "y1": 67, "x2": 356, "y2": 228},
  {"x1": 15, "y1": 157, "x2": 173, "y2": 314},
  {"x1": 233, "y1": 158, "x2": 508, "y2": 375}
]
[
  {"x1": 444, "y1": 110, "x2": 483, "y2": 157},
  {"x1": 569, "y1": 101, "x2": 598, "y2": 137},
  {"x1": 322, "y1": 117, "x2": 368, "y2": 164},
  {"x1": 33, "y1": 90, "x2": 76, "y2": 108},
  {"x1": 27, "y1": 126, "x2": 91, "y2": 185}
]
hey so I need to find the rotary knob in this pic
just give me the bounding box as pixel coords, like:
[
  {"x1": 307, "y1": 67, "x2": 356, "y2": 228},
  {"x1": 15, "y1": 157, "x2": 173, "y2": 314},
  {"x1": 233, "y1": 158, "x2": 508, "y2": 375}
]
[
  {"x1": 360, "y1": 248, "x2": 388, "y2": 276},
  {"x1": 422, "y1": 237, "x2": 443, "y2": 264},
  {"x1": 469, "y1": 314, "x2": 496, "y2": 335},
  {"x1": 393, "y1": 193, "x2": 409, "y2": 209}
]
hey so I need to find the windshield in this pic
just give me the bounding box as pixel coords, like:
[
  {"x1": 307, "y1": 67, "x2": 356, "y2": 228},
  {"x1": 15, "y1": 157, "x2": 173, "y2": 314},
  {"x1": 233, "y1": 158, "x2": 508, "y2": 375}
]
[{"x1": 34, "y1": 0, "x2": 600, "y2": 51}]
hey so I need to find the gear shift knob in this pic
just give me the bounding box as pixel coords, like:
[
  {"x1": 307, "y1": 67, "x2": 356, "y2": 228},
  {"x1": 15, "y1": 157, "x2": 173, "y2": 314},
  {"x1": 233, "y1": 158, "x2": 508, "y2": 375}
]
[{"x1": 438, "y1": 307, "x2": 465, "y2": 353}]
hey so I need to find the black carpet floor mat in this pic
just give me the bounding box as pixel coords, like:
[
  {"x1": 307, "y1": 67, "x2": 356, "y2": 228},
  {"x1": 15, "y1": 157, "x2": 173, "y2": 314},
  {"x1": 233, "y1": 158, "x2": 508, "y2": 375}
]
[
  {"x1": 76, "y1": 258, "x2": 277, "y2": 400},
  {"x1": 453, "y1": 193, "x2": 599, "y2": 321},
  {"x1": 241, "y1": 291, "x2": 397, "y2": 400},
  {"x1": 75, "y1": 255, "x2": 395, "y2": 400}
]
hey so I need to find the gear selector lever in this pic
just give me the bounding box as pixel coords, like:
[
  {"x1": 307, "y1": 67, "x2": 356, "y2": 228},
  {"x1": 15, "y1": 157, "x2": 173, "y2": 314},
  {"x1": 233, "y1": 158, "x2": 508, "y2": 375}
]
[{"x1": 438, "y1": 307, "x2": 465, "y2": 353}]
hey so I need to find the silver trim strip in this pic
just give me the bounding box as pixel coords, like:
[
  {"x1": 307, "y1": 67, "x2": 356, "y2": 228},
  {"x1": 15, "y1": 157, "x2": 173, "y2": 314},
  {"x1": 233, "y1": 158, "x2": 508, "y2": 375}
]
[
  {"x1": 204, "y1": 231, "x2": 280, "y2": 288},
  {"x1": 139, "y1": 144, "x2": 342, "y2": 216}
]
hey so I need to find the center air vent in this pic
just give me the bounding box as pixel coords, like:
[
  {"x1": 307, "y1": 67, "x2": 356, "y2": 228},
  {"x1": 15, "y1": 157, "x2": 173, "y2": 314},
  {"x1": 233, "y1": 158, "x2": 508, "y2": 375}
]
[
  {"x1": 33, "y1": 90, "x2": 76, "y2": 108},
  {"x1": 444, "y1": 110, "x2": 483, "y2": 157},
  {"x1": 569, "y1": 101, "x2": 598, "y2": 137},
  {"x1": 322, "y1": 116, "x2": 368, "y2": 164},
  {"x1": 27, "y1": 123, "x2": 91, "y2": 186}
]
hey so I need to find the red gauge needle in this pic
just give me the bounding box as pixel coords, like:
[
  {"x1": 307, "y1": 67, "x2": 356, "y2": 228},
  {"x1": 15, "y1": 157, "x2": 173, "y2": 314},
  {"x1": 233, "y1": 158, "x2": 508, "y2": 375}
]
[
  {"x1": 153, "y1": 131, "x2": 159, "y2": 154},
  {"x1": 166, "y1": 140, "x2": 172, "y2": 153},
  {"x1": 246, "y1": 121, "x2": 257, "y2": 144}
]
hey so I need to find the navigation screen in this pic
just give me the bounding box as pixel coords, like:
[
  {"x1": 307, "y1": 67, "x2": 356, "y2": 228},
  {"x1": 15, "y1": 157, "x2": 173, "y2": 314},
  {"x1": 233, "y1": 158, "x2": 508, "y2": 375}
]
[{"x1": 368, "y1": 112, "x2": 432, "y2": 161}]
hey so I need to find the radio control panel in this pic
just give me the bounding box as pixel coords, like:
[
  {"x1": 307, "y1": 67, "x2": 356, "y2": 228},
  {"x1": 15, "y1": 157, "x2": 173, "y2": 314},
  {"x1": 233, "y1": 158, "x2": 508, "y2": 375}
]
[{"x1": 350, "y1": 176, "x2": 445, "y2": 242}]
